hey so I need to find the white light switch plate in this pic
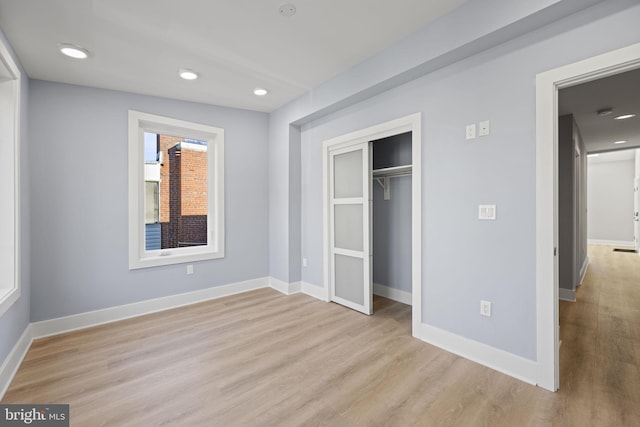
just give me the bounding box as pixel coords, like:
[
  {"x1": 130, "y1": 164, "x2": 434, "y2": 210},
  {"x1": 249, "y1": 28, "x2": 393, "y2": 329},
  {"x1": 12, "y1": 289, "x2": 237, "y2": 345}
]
[
  {"x1": 480, "y1": 300, "x2": 492, "y2": 317},
  {"x1": 479, "y1": 204, "x2": 496, "y2": 220}
]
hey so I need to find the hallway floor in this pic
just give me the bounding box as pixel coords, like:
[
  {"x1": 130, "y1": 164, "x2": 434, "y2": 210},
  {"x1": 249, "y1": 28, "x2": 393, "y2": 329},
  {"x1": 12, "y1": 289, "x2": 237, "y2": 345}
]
[{"x1": 555, "y1": 244, "x2": 640, "y2": 425}]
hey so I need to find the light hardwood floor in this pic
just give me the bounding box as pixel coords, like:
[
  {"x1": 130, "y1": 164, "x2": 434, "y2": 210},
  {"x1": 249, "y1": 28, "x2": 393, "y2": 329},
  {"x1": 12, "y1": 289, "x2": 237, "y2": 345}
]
[{"x1": 3, "y1": 245, "x2": 639, "y2": 426}]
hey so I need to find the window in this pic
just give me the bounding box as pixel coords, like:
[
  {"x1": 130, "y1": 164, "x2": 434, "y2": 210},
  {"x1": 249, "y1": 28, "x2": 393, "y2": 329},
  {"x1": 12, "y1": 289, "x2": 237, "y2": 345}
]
[
  {"x1": 0, "y1": 39, "x2": 21, "y2": 317},
  {"x1": 128, "y1": 111, "x2": 224, "y2": 269}
]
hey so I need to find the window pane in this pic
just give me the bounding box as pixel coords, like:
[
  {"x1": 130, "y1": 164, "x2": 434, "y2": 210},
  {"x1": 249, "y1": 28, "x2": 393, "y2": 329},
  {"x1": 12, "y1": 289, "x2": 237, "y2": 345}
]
[
  {"x1": 145, "y1": 133, "x2": 208, "y2": 250},
  {"x1": 144, "y1": 181, "x2": 159, "y2": 224}
]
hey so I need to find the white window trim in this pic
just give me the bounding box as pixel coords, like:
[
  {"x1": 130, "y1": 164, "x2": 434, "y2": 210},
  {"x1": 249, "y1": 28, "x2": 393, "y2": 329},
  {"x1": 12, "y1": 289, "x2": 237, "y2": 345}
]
[
  {"x1": 0, "y1": 37, "x2": 21, "y2": 317},
  {"x1": 128, "y1": 110, "x2": 225, "y2": 269}
]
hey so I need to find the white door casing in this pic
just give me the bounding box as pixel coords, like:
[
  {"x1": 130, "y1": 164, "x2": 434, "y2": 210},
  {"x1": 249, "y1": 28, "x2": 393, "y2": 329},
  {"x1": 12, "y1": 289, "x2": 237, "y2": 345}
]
[{"x1": 536, "y1": 42, "x2": 640, "y2": 392}]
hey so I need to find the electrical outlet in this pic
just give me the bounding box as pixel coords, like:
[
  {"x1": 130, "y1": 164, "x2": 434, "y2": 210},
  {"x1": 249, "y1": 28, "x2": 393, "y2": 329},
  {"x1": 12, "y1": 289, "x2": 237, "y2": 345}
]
[
  {"x1": 480, "y1": 300, "x2": 492, "y2": 317},
  {"x1": 302, "y1": 258, "x2": 308, "y2": 267},
  {"x1": 466, "y1": 123, "x2": 476, "y2": 140},
  {"x1": 479, "y1": 120, "x2": 490, "y2": 136},
  {"x1": 186, "y1": 264, "x2": 194, "y2": 275}
]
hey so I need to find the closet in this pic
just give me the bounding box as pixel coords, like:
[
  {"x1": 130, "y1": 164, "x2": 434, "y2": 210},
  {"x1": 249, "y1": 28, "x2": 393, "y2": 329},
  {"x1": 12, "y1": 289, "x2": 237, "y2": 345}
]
[
  {"x1": 325, "y1": 129, "x2": 413, "y2": 315},
  {"x1": 371, "y1": 132, "x2": 413, "y2": 309}
]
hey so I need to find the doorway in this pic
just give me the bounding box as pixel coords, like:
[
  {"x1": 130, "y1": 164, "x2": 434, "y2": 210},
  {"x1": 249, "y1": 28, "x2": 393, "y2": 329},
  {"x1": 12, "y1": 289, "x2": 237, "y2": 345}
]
[
  {"x1": 322, "y1": 114, "x2": 422, "y2": 332},
  {"x1": 535, "y1": 42, "x2": 640, "y2": 391}
]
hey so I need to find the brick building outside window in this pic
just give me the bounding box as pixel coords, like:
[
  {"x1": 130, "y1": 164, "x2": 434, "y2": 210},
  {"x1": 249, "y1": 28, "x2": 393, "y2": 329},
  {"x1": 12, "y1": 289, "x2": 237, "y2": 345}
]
[{"x1": 144, "y1": 134, "x2": 208, "y2": 250}]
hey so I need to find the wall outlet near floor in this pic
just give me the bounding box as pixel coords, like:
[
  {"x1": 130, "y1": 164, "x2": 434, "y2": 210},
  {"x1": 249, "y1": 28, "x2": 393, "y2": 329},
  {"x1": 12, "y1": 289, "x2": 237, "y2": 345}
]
[
  {"x1": 302, "y1": 258, "x2": 308, "y2": 267},
  {"x1": 480, "y1": 300, "x2": 492, "y2": 317},
  {"x1": 187, "y1": 264, "x2": 194, "y2": 275}
]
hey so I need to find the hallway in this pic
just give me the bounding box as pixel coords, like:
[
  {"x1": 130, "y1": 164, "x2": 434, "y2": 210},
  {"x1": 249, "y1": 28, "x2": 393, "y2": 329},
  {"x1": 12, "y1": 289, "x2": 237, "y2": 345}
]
[{"x1": 555, "y1": 244, "x2": 640, "y2": 425}]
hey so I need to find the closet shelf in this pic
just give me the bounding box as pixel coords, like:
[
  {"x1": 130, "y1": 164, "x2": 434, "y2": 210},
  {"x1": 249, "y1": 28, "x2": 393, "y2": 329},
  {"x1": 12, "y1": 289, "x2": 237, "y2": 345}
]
[
  {"x1": 372, "y1": 164, "x2": 412, "y2": 178},
  {"x1": 372, "y1": 165, "x2": 412, "y2": 201}
]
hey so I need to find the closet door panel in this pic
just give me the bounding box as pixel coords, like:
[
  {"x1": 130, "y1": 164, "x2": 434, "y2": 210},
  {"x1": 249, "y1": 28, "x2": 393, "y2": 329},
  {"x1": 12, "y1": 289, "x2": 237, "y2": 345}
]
[
  {"x1": 334, "y1": 204, "x2": 363, "y2": 252},
  {"x1": 333, "y1": 150, "x2": 363, "y2": 198},
  {"x1": 328, "y1": 141, "x2": 372, "y2": 315},
  {"x1": 334, "y1": 254, "x2": 364, "y2": 305}
]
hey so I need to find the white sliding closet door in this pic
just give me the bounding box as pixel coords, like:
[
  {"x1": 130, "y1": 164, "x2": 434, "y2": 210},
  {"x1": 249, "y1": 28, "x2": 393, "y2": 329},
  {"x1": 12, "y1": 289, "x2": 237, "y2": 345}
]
[{"x1": 328, "y1": 142, "x2": 372, "y2": 314}]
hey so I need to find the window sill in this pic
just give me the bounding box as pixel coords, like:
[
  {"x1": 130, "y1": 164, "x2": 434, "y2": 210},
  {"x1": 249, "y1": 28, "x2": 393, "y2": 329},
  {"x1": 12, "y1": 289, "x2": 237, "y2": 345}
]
[{"x1": 129, "y1": 247, "x2": 224, "y2": 270}]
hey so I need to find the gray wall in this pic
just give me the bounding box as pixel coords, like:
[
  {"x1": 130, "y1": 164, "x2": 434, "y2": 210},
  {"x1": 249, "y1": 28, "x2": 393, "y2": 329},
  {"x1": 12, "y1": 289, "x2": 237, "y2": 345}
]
[
  {"x1": 588, "y1": 156, "x2": 635, "y2": 242},
  {"x1": 273, "y1": 0, "x2": 610, "y2": 286},
  {"x1": 0, "y1": 27, "x2": 30, "y2": 366},
  {"x1": 29, "y1": 81, "x2": 269, "y2": 321},
  {"x1": 2, "y1": 0, "x2": 639, "y2": 376},
  {"x1": 373, "y1": 177, "x2": 412, "y2": 292},
  {"x1": 576, "y1": 121, "x2": 588, "y2": 283},
  {"x1": 286, "y1": 1, "x2": 640, "y2": 361},
  {"x1": 372, "y1": 133, "x2": 412, "y2": 292},
  {"x1": 558, "y1": 115, "x2": 588, "y2": 294}
]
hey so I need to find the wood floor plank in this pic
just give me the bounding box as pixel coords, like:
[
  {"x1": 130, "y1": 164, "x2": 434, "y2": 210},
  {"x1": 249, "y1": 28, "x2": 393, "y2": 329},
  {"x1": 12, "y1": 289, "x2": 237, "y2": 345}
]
[{"x1": 2, "y1": 245, "x2": 640, "y2": 425}]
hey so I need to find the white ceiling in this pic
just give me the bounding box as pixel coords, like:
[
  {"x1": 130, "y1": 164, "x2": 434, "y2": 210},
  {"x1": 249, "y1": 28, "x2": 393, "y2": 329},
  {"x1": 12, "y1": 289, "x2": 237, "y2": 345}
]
[
  {"x1": 588, "y1": 149, "x2": 636, "y2": 164},
  {"x1": 0, "y1": 0, "x2": 465, "y2": 112},
  {"x1": 559, "y1": 67, "x2": 640, "y2": 154}
]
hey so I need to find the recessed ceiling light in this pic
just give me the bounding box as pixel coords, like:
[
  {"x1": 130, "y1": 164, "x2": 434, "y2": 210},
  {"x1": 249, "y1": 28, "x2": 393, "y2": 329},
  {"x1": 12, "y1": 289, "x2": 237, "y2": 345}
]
[
  {"x1": 254, "y1": 88, "x2": 268, "y2": 96},
  {"x1": 59, "y1": 43, "x2": 89, "y2": 59},
  {"x1": 614, "y1": 114, "x2": 636, "y2": 120},
  {"x1": 179, "y1": 69, "x2": 198, "y2": 80},
  {"x1": 613, "y1": 140, "x2": 627, "y2": 144},
  {"x1": 279, "y1": 3, "x2": 297, "y2": 17},
  {"x1": 596, "y1": 108, "x2": 613, "y2": 116},
  {"x1": 587, "y1": 153, "x2": 600, "y2": 157}
]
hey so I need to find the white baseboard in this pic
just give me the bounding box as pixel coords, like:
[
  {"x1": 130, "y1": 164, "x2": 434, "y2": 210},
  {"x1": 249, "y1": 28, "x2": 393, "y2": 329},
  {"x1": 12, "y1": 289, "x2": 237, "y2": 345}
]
[
  {"x1": 31, "y1": 277, "x2": 270, "y2": 339},
  {"x1": 579, "y1": 256, "x2": 589, "y2": 285},
  {"x1": 2, "y1": 276, "x2": 542, "y2": 401},
  {"x1": 269, "y1": 277, "x2": 302, "y2": 295},
  {"x1": 373, "y1": 283, "x2": 412, "y2": 305},
  {"x1": 559, "y1": 288, "x2": 576, "y2": 302},
  {"x1": 414, "y1": 323, "x2": 537, "y2": 386},
  {"x1": 588, "y1": 239, "x2": 635, "y2": 247},
  {"x1": 0, "y1": 325, "x2": 33, "y2": 400},
  {"x1": 301, "y1": 281, "x2": 328, "y2": 301},
  {"x1": 3, "y1": 276, "x2": 303, "y2": 399}
]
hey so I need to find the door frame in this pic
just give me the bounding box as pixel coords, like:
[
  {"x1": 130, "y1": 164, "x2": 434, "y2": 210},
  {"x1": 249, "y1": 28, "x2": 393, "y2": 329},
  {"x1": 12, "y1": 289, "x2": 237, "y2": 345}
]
[
  {"x1": 535, "y1": 42, "x2": 640, "y2": 391},
  {"x1": 634, "y1": 176, "x2": 640, "y2": 253},
  {"x1": 322, "y1": 113, "x2": 422, "y2": 330}
]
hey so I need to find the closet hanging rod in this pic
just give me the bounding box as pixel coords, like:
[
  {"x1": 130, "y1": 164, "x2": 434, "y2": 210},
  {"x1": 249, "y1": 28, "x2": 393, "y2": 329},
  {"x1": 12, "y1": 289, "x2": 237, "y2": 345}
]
[{"x1": 372, "y1": 164, "x2": 412, "y2": 178}]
